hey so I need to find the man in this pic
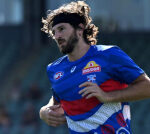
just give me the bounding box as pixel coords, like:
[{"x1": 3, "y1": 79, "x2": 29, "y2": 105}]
[{"x1": 40, "y1": 1, "x2": 150, "y2": 134}]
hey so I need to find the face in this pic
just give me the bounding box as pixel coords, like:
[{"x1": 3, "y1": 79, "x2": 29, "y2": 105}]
[{"x1": 52, "y1": 23, "x2": 79, "y2": 54}]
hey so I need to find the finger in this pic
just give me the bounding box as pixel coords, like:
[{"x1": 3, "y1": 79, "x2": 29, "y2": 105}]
[
  {"x1": 47, "y1": 118, "x2": 66, "y2": 125},
  {"x1": 47, "y1": 121, "x2": 60, "y2": 127},
  {"x1": 48, "y1": 110, "x2": 64, "y2": 117},
  {"x1": 47, "y1": 113, "x2": 66, "y2": 121},
  {"x1": 79, "y1": 86, "x2": 95, "y2": 94},
  {"x1": 46, "y1": 118, "x2": 66, "y2": 126},
  {"x1": 86, "y1": 93, "x2": 97, "y2": 99},
  {"x1": 79, "y1": 81, "x2": 96, "y2": 88},
  {"x1": 48, "y1": 116, "x2": 66, "y2": 122},
  {"x1": 49, "y1": 105, "x2": 60, "y2": 110},
  {"x1": 46, "y1": 120, "x2": 59, "y2": 125},
  {"x1": 78, "y1": 87, "x2": 90, "y2": 94},
  {"x1": 50, "y1": 120, "x2": 66, "y2": 127},
  {"x1": 80, "y1": 88, "x2": 96, "y2": 97},
  {"x1": 79, "y1": 87, "x2": 92, "y2": 96}
]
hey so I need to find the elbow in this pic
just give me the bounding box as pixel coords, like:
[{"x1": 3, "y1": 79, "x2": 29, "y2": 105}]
[
  {"x1": 145, "y1": 77, "x2": 150, "y2": 95},
  {"x1": 142, "y1": 75, "x2": 150, "y2": 98}
]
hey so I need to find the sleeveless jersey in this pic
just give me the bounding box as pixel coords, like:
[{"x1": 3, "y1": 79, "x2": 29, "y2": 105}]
[{"x1": 47, "y1": 45, "x2": 144, "y2": 134}]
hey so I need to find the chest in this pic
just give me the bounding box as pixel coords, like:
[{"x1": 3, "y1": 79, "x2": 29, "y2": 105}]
[{"x1": 49, "y1": 55, "x2": 112, "y2": 100}]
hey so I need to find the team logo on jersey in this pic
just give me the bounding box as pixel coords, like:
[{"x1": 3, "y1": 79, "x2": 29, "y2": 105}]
[
  {"x1": 101, "y1": 124, "x2": 115, "y2": 134},
  {"x1": 82, "y1": 61, "x2": 101, "y2": 75},
  {"x1": 87, "y1": 74, "x2": 96, "y2": 83},
  {"x1": 54, "y1": 71, "x2": 64, "y2": 80},
  {"x1": 116, "y1": 127, "x2": 130, "y2": 134}
]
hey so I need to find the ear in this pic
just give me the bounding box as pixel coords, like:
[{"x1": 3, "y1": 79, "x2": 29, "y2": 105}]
[
  {"x1": 77, "y1": 23, "x2": 84, "y2": 37},
  {"x1": 78, "y1": 23, "x2": 85, "y2": 29}
]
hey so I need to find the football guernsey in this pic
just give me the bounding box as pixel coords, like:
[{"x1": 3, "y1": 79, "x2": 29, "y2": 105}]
[{"x1": 47, "y1": 45, "x2": 144, "y2": 134}]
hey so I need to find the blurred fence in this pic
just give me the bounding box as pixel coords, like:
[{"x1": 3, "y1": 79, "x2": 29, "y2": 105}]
[{"x1": 0, "y1": 32, "x2": 150, "y2": 134}]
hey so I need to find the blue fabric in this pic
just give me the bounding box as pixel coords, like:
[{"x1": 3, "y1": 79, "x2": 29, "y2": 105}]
[{"x1": 46, "y1": 45, "x2": 143, "y2": 134}]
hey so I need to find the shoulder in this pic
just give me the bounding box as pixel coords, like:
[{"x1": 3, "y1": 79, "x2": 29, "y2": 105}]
[
  {"x1": 94, "y1": 44, "x2": 119, "y2": 52},
  {"x1": 94, "y1": 44, "x2": 115, "y2": 51},
  {"x1": 94, "y1": 45, "x2": 122, "y2": 55},
  {"x1": 47, "y1": 55, "x2": 67, "y2": 71},
  {"x1": 95, "y1": 45, "x2": 131, "y2": 60}
]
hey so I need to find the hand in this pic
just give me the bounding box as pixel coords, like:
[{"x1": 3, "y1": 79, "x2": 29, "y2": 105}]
[
  {"x1": 79, "y1": 81, "x2": 109, "y2": 103},
  {"x1": 40, "y1": 104, "x2": 66, "y2": 127}
]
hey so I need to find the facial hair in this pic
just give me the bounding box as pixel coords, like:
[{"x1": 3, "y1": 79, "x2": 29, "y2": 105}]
[{"x1": 60, "y1": 30, "x2": 79, "y2": 54}]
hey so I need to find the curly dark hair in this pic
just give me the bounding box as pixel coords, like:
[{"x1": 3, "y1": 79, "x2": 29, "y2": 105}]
[{"x1": 41, "y1": 1, "x2": 99, "y2": 45}]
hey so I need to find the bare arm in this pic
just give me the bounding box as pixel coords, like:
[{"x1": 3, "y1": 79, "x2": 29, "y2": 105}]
[
  {"x1": 40, "y1": 96, "x2": 59, "y2": 113},
  {"x1": 40, "y1": 96, "x2": 56, "y2": 117},
  {"x1": 79, "y1": 74, "x2": 150, "y2": 103},
  {"x1": 106, "y1": 74, "x2": 150, "y2": 102}
]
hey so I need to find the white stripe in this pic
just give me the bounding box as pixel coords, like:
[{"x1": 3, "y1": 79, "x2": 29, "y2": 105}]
[
  {"x1": 96, "y1": 45, "x2": 114, "y2": 51},
  {"x1": 66, "y1": 102, "x2": 122, "y2": 133},
  {"x1": 123, "y1": 105, "x2": 131, "y2": 120}
]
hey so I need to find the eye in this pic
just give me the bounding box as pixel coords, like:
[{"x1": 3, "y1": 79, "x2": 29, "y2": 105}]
[
  {"x1": 52, "y1": 30, "x2": 55, "y2": 36},
  {"x1": 59, "y1": 27, "x2": 64, "y2": 32}
]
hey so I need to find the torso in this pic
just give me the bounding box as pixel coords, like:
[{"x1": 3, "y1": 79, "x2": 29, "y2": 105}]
[{"x1": 47, "y1": 45, "x2": 135, "y2": 134}]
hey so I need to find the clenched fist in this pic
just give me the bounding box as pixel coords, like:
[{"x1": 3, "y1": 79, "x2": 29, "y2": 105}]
[{"x1": 40, "y1": 104, "x2": 66, "y2": 127}]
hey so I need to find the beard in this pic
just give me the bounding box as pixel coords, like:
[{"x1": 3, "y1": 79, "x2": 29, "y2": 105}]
[{"x1": 58, "y1": 30, "x2": 79, "y2": 54}]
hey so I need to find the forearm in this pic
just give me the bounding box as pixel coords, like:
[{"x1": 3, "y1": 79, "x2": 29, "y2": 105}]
[
  {"x1": 43, "y1": 96, "x2": 59, "y2": 107},
  {"x1": 107, "y1": 74, "x2": 150, "y2": 102}
]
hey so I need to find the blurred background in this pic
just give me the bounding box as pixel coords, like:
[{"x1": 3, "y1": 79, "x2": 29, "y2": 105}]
[{"x1": 0, "y1": 0, "x2": 150, "y2": 134}]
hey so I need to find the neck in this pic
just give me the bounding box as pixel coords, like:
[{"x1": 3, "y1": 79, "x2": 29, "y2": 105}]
[{"x1": 68, "y1": 40, "x2": 90, "y2": 62}]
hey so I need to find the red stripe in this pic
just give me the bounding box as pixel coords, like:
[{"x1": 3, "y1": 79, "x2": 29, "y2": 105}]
[
  {"x1": 100, "y1": 79, "x2": 128, "y2": 92},
  {"x1": 61, "y1": 79, "x2": 128, "y2": 116},
  {"x1": 61, "y1": 97, "x2": 100, "y2": 116}
]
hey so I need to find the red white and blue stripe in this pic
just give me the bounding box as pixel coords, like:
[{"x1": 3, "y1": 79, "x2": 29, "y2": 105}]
[{"x1": 47, "y1": 45, "x2": 144, "y2": 134}]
